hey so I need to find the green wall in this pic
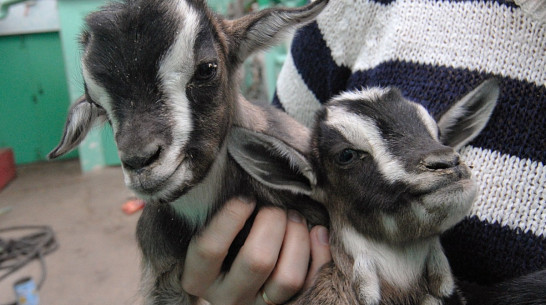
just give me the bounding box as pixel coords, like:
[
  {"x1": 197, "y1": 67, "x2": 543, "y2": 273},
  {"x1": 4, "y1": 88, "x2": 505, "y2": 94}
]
[
  {"x1": 0, "y1": 0, "x2": 119, "y2": 169},
  {"x1": 0, "y1": 32, "x2": 77, "y2": 164},
  {"x1": 57, "y1": 0, "x2": 120, "y2": 172},
  {"x1": 0, "y1": 1, "x2": 119, "y2": 169}
]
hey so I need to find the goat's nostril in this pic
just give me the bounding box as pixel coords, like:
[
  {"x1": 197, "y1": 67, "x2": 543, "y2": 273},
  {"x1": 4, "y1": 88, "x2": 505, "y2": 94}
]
[
  {"x1": 121, "y1": 147, "x2": 162, "y2": 171},
  {"x1": 423, "y1": 154, "x2": 459, "y2": 170}
]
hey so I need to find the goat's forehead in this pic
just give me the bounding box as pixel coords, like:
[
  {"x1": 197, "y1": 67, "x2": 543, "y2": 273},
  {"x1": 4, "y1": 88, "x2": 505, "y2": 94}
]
[
  {"x1": 330, "y1": 87, "x2": 391, "y2": 104},
  {"x1": 324, "y1": 89, "x2": 439, "y2": 144},
  {"x1": 84, "y1": 0, "x2": 205, "y2": 44},
  {"x1": 81, "y1": 0, "x2": 213, "y2": 95}
]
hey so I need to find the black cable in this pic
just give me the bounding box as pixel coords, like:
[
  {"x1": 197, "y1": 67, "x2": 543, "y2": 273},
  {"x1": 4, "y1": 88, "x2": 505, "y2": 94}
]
[{"x1": 0, "y1": 225, "x2": 58, "y2": 305}]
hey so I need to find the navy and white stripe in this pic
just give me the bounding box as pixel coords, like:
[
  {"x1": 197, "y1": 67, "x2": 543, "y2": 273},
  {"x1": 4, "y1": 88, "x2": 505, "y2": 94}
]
[{"x1": 275, "y1": 0, "x2": 545, "y2": 284}]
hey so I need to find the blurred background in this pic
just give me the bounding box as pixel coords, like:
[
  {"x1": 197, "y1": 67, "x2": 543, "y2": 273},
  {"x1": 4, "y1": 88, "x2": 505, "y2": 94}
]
[{"x1": 0, "y1": 0, "x2": 303, "y2": 303}]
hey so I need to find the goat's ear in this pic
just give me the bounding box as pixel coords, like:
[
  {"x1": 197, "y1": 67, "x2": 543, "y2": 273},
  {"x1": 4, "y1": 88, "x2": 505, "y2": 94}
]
[
  {"x1": 226, "y1": 0, "x2": 328, "y2": 64},
  {"x1": 227, "y1": 127, "x2": 316, "y2": 195},
  {"x1": 437, "y1": 79, "x2": 500, "y2": 150},
  {"x1": 48, "y1": 96, "x2": 107, "y2": 159}
]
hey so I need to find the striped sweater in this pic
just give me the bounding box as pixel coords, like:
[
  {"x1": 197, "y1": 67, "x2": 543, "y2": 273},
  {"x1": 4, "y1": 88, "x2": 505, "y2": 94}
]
[{"x1": 273, "y1": 0, "x2": 545, "y2": 285}]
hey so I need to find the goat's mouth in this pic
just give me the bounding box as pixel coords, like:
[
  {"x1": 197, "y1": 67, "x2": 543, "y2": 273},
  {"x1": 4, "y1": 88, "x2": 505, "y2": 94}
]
[
  {"x1": 412, "y1": 176, "x2": 477, "y2": 205},
  {"x1": 123, "y1": 156, "x2": 189, "y2": 201},
  {"x1": 402, "y1": 178, "x2": 477, "y2": 237},
  {"x1": 409, "y1": 164, "x2": 473, "y2": 196},
  {"x1": 419, "y1": 178, "x2": 477, "y2": 221},
  {"x1": 407, "y1": 162, "x2": 477, "y2": 222}
]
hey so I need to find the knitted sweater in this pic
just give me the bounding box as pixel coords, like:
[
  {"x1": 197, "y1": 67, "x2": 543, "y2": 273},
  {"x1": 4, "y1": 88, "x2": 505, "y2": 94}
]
[{"x1": 273, "y1": 0, "x2": 545, "y2": 285}]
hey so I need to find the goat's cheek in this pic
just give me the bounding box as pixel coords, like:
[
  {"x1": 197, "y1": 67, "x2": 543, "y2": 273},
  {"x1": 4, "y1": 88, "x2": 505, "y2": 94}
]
[
  {"x1": 186, "y1": 78, "x2": 222, "y2": 104},
  {"x1": 187, "y1": 83, "x2": 224, "y2": 117}
]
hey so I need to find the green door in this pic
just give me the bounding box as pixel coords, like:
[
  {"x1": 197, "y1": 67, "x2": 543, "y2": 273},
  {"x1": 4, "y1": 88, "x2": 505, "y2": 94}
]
[{"x1": 0, "y1": 32, "x2": 78, "y2": 164}]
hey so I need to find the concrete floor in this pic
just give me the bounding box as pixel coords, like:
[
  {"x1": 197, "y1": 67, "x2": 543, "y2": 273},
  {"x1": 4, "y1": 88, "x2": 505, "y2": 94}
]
[{"x1": 0, "y1": 159, "x2": 144, "y2": 305}]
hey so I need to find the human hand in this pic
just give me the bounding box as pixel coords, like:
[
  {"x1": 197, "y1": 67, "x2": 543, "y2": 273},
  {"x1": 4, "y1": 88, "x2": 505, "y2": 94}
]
[{"x1": 181, "y1": 197, "x2": 331, "y2": 305}]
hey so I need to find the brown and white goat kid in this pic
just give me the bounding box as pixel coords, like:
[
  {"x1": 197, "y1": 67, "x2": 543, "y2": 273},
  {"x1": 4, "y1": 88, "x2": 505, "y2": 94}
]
[
  {"x1": 229, "y1": 80, "x2": 500, "y2": 305},
  {"x1": 48, "y1": 0, "x2": 328, "y2": 304}
]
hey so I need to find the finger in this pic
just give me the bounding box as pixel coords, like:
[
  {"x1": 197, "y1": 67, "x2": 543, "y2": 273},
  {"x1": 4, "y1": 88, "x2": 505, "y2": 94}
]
[
  {"x1": 259, "y1": 210, "x2": 310, "y2": 305},
  {"x1": 182, "y1": 197, "x2": 256, "y2": 296},
  {"x1": 218, "y1": 207, "x2": 287, "y2": 304},
  {"x1": 303, "y1": 225, "x2": 331, "y2": 290}
]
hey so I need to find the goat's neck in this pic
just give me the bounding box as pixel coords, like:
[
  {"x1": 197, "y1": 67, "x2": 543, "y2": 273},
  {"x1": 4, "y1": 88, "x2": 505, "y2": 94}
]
[
  {"x1": 335, "y1": 224, "x2": 455, "y2": 304},
  {"x1": 168, "y1": 96, "x2": 310, "y2": 231},
  {"x1": 165, "y1": 98, "x2": 259, "y2": 229},
  {"x1": 170, "y1": 144, "x2": 228, "y2": 230},
  {"x1": 167, "y1": 98, "x2": 268, "y2": 229}
]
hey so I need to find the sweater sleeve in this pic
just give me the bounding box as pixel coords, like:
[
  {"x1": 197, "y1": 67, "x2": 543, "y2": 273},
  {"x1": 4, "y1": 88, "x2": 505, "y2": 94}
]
[
  {"x1": 275, "y1": 0, "x2": 546, "y2": 285},
  {"x1": 273, "y1": 21, "x2": 351, "y2": 127}
]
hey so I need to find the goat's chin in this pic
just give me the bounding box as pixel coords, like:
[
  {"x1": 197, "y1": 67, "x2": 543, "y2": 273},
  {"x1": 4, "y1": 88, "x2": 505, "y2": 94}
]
[
  {"x1": 421, "y1": 178, "x2": 477, "y2": 230},
  {"x1": 122, "y1": 160, "x2": 192, "y2": 203}
]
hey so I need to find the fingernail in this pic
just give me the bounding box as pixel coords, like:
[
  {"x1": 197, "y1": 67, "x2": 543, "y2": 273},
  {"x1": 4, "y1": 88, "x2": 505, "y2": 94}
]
[
  {"x1": 317, "y1": 226, "x2": 329, "y2": 245},
  {"x1": 229, "y1": 196, "x2": 256, "y2": 212},
  {"x1": 288, "y1": 210, "x2": 303, "y2": 223},
  {"x1": 236, "y1": 196, "x2": 255, "y2": 205}
]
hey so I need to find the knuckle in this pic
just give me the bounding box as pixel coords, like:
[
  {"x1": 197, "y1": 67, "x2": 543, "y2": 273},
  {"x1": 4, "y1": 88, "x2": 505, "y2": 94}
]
[
  {"x1": 277, "y1": 273, "x2": 305, "y2": 295},
  {"x1": 193, "y1": 239, "x2": 227, "y2": 261},
  {"x1": 181, "y1": 277, "x2": 203, "y2": 296},
  {"x1": 243, "y1": 250, "x2": 277, "y2": 275}
]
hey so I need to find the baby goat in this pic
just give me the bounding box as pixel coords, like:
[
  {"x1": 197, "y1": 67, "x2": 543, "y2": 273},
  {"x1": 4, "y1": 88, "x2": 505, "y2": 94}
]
[
  {"x1": 229, "y1": 79, "x2": 500, "y2": 304},
  {"x1": 48, "y1": 0, "x2": 328, "y2": 304}
]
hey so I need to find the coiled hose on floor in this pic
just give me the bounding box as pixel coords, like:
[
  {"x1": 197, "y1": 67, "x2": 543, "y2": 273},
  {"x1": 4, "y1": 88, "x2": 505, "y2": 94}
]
[{"x1": 0, "y1": 225, "x2": 58, "y2": 305}]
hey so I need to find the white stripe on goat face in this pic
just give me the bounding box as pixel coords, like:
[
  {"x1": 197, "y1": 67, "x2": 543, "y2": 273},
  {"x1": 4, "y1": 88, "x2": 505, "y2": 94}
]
[
  {"x1": 325, "y1": 90, "x2": 441, "y2": 185},
  {"x1": 412, "y1": 102, "x2": 439, "y2": 142},
  {"x1": 325, "y1": 105, "x2": 410, "y2": 184},
  {"x1": 156, "y1": 2, "x2": 201, "y2": 184},
  {"x1": 82, "y1": 66, "x2": 118, "y2": 130}
]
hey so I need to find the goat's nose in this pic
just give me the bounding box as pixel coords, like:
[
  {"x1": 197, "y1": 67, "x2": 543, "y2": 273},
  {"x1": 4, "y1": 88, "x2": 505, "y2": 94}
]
[
  {"x1": 120, "y1": 145, "x2": 162, "y2": 171},
  {"x1": 422, "y1": 153, "x2": 460, "y2": 170}
]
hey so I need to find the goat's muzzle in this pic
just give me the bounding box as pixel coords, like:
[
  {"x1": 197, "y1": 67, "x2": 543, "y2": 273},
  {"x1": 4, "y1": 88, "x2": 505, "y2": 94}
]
[{"x1": 120, "y1": 145, "x2": 162, "y2": 173}]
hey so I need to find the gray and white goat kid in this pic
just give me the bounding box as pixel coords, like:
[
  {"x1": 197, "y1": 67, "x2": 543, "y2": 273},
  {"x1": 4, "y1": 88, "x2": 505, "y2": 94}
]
[
  {"x1": 229, "y1": 80, "x2": 500, "y2": 305},
  {"x1": 48, "y1": 0, "x2": 328, "y2": 303}
]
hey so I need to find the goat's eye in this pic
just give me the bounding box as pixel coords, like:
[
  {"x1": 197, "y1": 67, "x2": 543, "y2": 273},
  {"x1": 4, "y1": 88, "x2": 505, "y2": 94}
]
[
  {"x1": 336, "y1": 149, "x2": 359, "y2": 165},
  {"x1": 194, "y1": 62, "x2": 218, "y2": 81}
]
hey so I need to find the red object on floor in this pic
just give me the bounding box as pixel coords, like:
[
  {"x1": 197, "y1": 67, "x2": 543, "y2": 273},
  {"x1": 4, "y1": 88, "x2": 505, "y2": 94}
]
[
  {"x1": 122, "y1": 198, "x2": 145, "y2": 214},
  {"x1": 0, "y1": 148, "x2": 16, "y2": 191}
]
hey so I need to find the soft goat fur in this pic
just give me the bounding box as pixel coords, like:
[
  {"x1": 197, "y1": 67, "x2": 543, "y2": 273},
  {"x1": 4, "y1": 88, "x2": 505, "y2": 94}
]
[
  {"x1": 229, "y1": 80, "x2": 501, "y2": 304},
  {"x1": 48, "y1": 0, "x2": 329, "y2": 304}
]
